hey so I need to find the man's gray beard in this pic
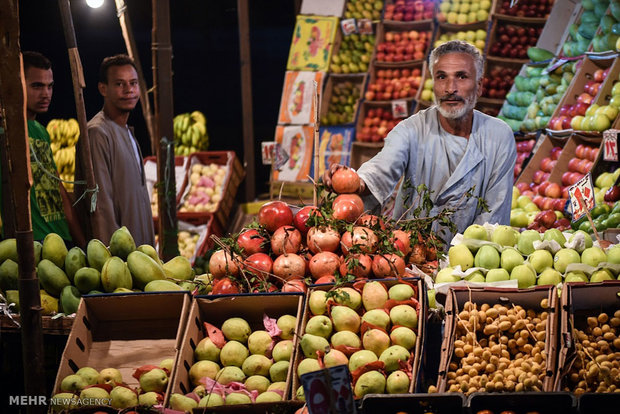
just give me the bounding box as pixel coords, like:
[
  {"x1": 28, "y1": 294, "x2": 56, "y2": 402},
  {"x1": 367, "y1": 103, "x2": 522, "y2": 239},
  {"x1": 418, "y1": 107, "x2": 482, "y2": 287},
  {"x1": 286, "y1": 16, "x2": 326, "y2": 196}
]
[{"x1": 434, "y1": 92, "x2": 477, "y2": 120}]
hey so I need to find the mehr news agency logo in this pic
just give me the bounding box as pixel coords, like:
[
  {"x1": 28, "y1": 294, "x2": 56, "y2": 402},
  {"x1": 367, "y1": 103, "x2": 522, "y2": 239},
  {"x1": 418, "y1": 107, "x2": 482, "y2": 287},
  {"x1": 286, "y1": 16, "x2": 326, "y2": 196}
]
[{"x1": 9, "y1": 394, "x2": 112, "y2": 407}]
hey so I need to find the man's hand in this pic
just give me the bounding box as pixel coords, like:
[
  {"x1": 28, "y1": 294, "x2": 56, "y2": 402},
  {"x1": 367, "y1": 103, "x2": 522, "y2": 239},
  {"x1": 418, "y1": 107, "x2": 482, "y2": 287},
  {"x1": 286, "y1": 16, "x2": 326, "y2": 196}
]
[{"x1": 323, "y1": 164, "x2": 367, "y2": 195}]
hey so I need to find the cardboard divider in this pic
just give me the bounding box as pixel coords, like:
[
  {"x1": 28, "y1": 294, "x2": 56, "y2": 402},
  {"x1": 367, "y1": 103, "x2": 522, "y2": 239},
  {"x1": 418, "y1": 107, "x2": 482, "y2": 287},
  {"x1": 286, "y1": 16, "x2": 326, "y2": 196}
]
[
  {"x1": 375, "y1": 20, "x2": 435, "y2": 66},
  {"x1": 437, "y1": 285, "x2": 559, "y2": 393},
  {"x1": 320, "y1": 73, "x2": 368, "y2": 126},
  {"x1": 360, "y1": 392, "x2": 466, "y2": 413},
  {"x1": 291, "y1": 278, "x2": 427, "y2": 400},
  {"x1": 547, "y1": 134, "x2": 603, "y2": 185},
  {"x1": 516, "y1": 134, "x2": 570, "y2": 186},
  {"x1": 467, "y1": 391, "x2": 576, "y2": 412},
  {"x1": 52, "y1": 293, "x2": 191, "y2": 405},
  {"x1": 554, "y1": 281, "x2": 620, "y2": 392},
  {"x1": 170, "y1": 293, "x2": 305, "y2": 403}
]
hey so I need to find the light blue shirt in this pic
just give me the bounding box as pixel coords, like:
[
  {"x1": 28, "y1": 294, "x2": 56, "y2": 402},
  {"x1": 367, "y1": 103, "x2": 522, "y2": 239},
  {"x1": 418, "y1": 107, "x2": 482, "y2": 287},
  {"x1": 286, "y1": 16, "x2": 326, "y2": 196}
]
[{"x1": 357, "y1": 106, "x2": 516, "y2": 244}]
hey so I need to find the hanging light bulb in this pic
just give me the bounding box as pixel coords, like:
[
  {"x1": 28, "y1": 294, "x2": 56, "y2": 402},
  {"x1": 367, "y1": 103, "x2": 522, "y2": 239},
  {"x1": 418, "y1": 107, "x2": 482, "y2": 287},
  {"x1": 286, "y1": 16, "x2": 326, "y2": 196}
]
[{"x1": 86, "y1": 0, "x2": 104, "y2": 8}]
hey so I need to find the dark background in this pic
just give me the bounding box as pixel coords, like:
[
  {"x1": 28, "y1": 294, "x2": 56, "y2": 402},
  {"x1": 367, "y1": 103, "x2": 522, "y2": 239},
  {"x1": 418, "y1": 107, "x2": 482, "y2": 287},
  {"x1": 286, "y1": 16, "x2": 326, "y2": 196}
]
[{"x1": 19, "y1": 0, "x2": 298, "y2": 199}]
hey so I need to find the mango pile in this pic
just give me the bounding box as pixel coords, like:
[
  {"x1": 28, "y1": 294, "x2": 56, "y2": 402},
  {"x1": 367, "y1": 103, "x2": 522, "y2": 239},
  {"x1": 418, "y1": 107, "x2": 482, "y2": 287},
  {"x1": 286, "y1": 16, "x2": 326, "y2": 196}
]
[{"x1": 0, "y1": 227, "x2": 211, "y2": 316}]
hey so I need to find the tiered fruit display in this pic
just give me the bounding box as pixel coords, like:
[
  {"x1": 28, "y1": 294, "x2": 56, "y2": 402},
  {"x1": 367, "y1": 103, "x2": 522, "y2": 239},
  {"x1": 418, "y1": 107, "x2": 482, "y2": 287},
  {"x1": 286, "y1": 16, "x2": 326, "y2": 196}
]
[
  {"x1": 330, "y1": 33, "x2": 376, "y2": 74},
  {"x1": 47, "y1": 118, "x2": 79, "y2": 192},
  {"x1": 428, "y1": 299, "x2": 550, "y2": 394},
  {"x1": 520, "y1": 61, "x2": 578, "y2": 132},
  {"x1": 384, "y1": 0, "x2": 435, "y2": 21},
  {"x1": 591, "y1": 9, "x2": 620, "y2": 52},
  {"x1": 168, "y1": 314, "x2": 298, "y2": 408},
  {"x1": 513, "y1": 138, "x2": 536, "y2": 179},
  {"x1": 437, "y1": 0, "x2": 492, "y2": 24},
  {"x1": 173, "y1": 111, "x2": 209, "y2": 156},
  {"x1": 488, "y1": 23, "x2": 543, "y2": 60},
  {"x1": 434, "y1": 29, "x2": 487, "y2": 54},
  {"x1": 497, "y1": 0, "x2": 554, "y2": 17},
  {"x1": 365, "y1": 67, "x2": 422, "y2": 101},
  {"x1": 344, "y1": 0, "x2": 384, "y2": 20},
  {"x1": 321, "y1": 80, "x2": 363, "y2": 126},
  {"x1": 294, "y1": 281, "x2": 420, "y2": 400},
  {"x1": 375, "y1": 29, "x2": 432, "y2": 63},
  {"x1": 357, "y1": 107, "x2": 403, "y2": 142},
  {"x1": 51, "y1": 361, "x2": 172, "y2": 411},
  {"x1": 562, "y1": 0, "x2": 611, "y2": 57},
  {"x1": 550, "y1": 68, "x2": 610, "y2": 131},
  {"x1": 481, "y1": 66, "x2": 520, "y2": 100},
  {"x1": 516, "y1": 146, "x2": 569, "y2": 212},
  {"x1": 560, "y1": 308, "x2": 620, "y2": 394},
  {"x1": 0, "y1": 227, "x2": 208, "y2": 318},
  {"x1": 179, "y1": 162, "x2": 227, "y2": 213},
  {"x1": 561, "y1": 143, "x2": 599, "y2": 188}
]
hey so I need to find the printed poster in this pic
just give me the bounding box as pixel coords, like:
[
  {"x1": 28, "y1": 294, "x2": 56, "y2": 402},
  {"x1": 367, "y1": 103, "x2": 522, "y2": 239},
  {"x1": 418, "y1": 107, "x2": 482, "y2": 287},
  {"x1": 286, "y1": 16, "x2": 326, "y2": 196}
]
[
  {"x1": 273, "y1": 125, "x2": 315, "y2": 182},
  {"x1": 310, "y1": 126, "x2": 354, "y2": 178},
  {"x1": 278, "y1": 71, "x2": 325, "y2": 125},
  {"x1": 287, "y1": 15, "x2": 338, "y2": 72}
]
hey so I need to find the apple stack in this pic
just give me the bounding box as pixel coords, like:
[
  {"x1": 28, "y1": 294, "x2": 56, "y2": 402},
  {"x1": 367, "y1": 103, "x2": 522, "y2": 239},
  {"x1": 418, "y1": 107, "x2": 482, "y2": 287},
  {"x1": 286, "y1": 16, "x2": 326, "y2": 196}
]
[
  {"x1": 513, "y1": 138, "x2": 536, "y2": 179},
  {"x1": 562, "y1": 0, "x2": 611, "y2": 57},
  {"x1": 293, "y1": 281, "x2": 422, "y2": 400},
  {"x1": 437, "y1": 0, "x2": 492, "y2": 25},
  {"x1": 375, "y1": 29, "x2": 432, "y2": 63},
  {"x1": 495, "y1": 0, "x2": 554, "y2": 18},
  {"x1": 356, "y1": 106, "x2": 403, "y2": 142},
  {"x1": 561, "y1": 143, "x2": 599, "y2": 189},
  {"x1": 365, "y1": 67, "x2": 423, "y2": 101},
  {"x1": 487, "y1": 22, "x2": 544, "y2": 60},
  {"x1": 384, "y1": 0, "x2": 435, "y2": 22}
]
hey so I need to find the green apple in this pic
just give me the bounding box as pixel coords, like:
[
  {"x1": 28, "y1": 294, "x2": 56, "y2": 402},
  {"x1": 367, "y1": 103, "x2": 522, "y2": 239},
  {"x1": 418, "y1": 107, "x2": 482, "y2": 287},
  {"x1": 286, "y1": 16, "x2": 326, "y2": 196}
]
[
  {"x1": 510, "y1": 264, "x2": 537, "y2": 288},
  {"x1": 511, "y1": 210, "x2": 529, "y2": 228},
  {"x1": 518, "y1": 230, "x2": 541, "y2": 255},
  {"x1": 463, "y1": 224, "x2": 489, "y2": 241},
  {"x1": 435, "y1": 267, "x2": 460, "y2": 283},
  {"x1": 568, "y1": 230, "x2": 593, "y2": 253},
  {"x1": 500, "y1": 248, "x2": 524, "y2": 273},
  {"x1": 465, "y1": 271, "x2": 485, "y2": 282},
  {"x1": 590, "y1": 269, "x2": 614, "y2": 282},
  {"x1": 581, "y1": 247, "x2": 607, "y2": 267},
  {"x1": 537, "y1": 268, "x2": 562, "y2": 286},
  {"x1": 492, "y1": 225, "x2": 518, "y2": 247},
  {"x1": 448, "y1": 244, "x2": 474, "y2": 270},
  {"x1": 565, "y1": 270, "x2": 588, "y2": 282},
  {"x1": 607, "y1": 245, "x2": 620, "y2": 264},
  {"x1": 529, "y1": 250, "x2": 554, "y2": 274},
  {"x1": 543, "y1": 228, "x2": 566, "y2": 247},
  {"x1": 486, "y1": 268, "x2": 510, "y2": 282},
  {"x1": 517, "y1": 195, "x2": 533, "y2": 209}
]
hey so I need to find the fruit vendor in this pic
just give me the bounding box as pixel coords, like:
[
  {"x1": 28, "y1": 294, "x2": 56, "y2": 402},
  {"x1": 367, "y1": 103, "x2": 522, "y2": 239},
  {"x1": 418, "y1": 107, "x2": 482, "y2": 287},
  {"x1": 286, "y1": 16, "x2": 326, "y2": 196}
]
[
  {"x1": 0, "y1": 51, "x2": 83, "y2": 246},
  {"x1": 325, "y1": 40, "x2": 516, "y2": 243},
  {"x1": 75, "y1": 54, "x2": 154, "y2": 247}
]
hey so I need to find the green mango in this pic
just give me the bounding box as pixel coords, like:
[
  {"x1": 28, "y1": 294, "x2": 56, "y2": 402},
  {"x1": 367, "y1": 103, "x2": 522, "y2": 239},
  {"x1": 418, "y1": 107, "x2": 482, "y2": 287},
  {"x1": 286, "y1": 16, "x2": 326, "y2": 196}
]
[
  {"x1": 594, "y1": 2, "x2": 609, "y2": 18},
  {"x1": 569, "y1": 23, "x2": 579, "y2": 39},
  {"x1": 65, "y1": 247, "x2": 86, "y2": 283},
  {"x1": 127, "y1": 251, "x2": 166, "y2": 289},
  {"x1": 42, "y1": 233, "x2": 68, "y2": 268},
  {"x1": 109, "y1": 226, "x2": 136, "y2": 260},
  {"x1": 0, "y1": 238, "x2": 18, "y2": 263},
  {"x1": 163, "y1": 256, "x2": 194, "y2": 281},
  {"x1": 74, "y1": 267, "x2": 101, "y2": 294},
  {"x1": 6, "y1": 290, "x2": 19, "y2": 312},
  {"x1": 34, "y1": 241, "x2": 42, "y2": 266},
  {"x1": 613, "y1": 2, "x2": 620, "y2": 21},
  {"x1": 581, "y1": 10, "x2": 599, "y2": 25},
  {"x1": 0, "y1": 259, "x2": 19, "y2": 292},
  {"x1": 137, "y1": 244, "x2": 163, "y2": 266},
  {"x1": 144, "y1": 280, "x2": 184, "y2": 292},
  {"x1": 101, "y1": 257, "x2": 133, "y2": 292},
  {"x1": 87, "y1": 239, "x2": 111, "y2": 272},
  {"x1": 527, "y1": 47, "x2": 554, "y2": 62},
  {"x1": 60, "y1": 285, "x2": 81, "y2": 314},
  {"x1": 600, "y1": 15, "x2": 616, "y2": 34},
  {"x1": 37, "y1": 259, "x2": 71, "y2": 297}
]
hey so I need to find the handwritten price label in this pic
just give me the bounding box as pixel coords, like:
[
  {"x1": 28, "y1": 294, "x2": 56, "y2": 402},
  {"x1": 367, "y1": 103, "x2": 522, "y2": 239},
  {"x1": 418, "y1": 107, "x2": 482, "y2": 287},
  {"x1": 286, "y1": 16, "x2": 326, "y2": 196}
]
[
  {"x1": 391, "y1": 100, "x2": 408, "y2": 119},
  {"x1": 568, "y1": 173, "x2": 595, "y2": 221},
  {"x1": 261, "y1": 141, "x2": 276, "y2": 165},
  {"x1": 603, "y1": 130, "x2": 619, "y2": 161},
  {"x1": 340, "y1": 19, "x2": 357, "y2": 36}
]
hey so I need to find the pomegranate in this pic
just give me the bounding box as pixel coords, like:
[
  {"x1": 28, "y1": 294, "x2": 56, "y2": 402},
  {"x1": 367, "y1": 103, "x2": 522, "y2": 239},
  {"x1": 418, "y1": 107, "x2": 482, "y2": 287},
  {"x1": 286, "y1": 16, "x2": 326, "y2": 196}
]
[
  {"x1": 331, "y1": 167, "x2": 361, "y2": 194},
  {"x1": 243, "y1": 253, "x2": 273, "y2": 281},
  {"x1": 372, "y1": 253, "x2": 406, "y2": 278},
  {"x1": 282, "y1": 279, "x2": 307, "y2": 293},
  {"x1": 339, "y1": 254, "x2": 373, "y2": 279},
  {"x1": 391, "y1": 230, "x2": 411, "y2": 256},
  {"x1": 307, "y1": 225, "x2": 341, "y2": 254},
  {"x1": 272, "y1": 253, "x2": 306, "y2": 281},
  {"x1": 270, "y1": 225, "x2": 302, "y2": 255},
  {"x1": 209, "y1": 250, "x2": 240, "y2": 279},
  {"x1": 309, "y1": 251, "x2": 341, "y2": 280},
  {"x1": 332, "y1": 194, "x2": 364, "y2": 223},
  {"x1": 340, "y1": 226, "x2": 378, "y2": 255},
  {"x1": 293, "y1": 206, "x2": 319, "y2": 235},
  {"x1": 314, "y1": 275, "x2": 336, "y2": 284},
  {"x1": 258, "y1": 201, "x2": 294, "y2": 232},
  {"x1": 237, "y1": 229, "x2": 267, "y2": 255},
  {"x1": 356, "y1": 214, "x2": 386, "y2": 229},
  {"x1": 211, "y1": 278, "x2": 240, "y2": 295}
]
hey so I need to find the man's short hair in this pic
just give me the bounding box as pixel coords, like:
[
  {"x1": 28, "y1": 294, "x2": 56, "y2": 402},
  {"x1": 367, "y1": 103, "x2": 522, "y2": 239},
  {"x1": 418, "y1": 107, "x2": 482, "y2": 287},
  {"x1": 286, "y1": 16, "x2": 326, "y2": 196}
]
[
  {"x1": 429, "y1": 40, "x2": 484, "y2": 82},
  {"x1": 23, "y1": 51, "x2": 51, "y2": 72},
  {"x1": 99, "y1": 54, "x2": 137, "y2": 84}
]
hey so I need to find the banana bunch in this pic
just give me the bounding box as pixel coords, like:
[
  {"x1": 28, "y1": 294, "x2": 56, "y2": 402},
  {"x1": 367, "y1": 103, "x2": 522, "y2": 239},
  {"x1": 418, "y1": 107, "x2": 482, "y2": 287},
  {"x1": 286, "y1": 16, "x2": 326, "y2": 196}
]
[
  {"x1": 47, "y1": 118, "x2": 79, "y2": 191},
  {"x1": 173, "y1": 110, "x2": 209, "y2": 156}
]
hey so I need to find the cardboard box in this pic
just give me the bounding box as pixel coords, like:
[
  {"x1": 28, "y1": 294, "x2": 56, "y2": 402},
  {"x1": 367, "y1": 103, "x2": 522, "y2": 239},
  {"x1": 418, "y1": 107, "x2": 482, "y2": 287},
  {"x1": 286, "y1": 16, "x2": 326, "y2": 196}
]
[
  {"x1": 350, "y1": 141, "x2": 384, "y2": 170},
  {"x1": 287, "y1": 15, "x2": 339, "y2": 72},
  {"x1": 52, "y1": 292, "x2": 191, "y2": 404},
  {"x1": 554, "y1": 281, "x2": 620, "y2": 392},
  {"x1": 516, "y1": 134, "x2": 569, "y2": 186},
  {"x1": 547, "y1": 134, "x2": 603, "y2": 185},
  {"x1": 437, "y1": 285, "x2": 559, "y2": 393},
  {"x1": 537, "y1": 0, "x2": 581, "y2": 55},
  {"x1": 291, "y1": 278, "x2": 427, "y2": 399},
  {"x1": 170, "y1": 293, "x2": 304, "y2": 402}
]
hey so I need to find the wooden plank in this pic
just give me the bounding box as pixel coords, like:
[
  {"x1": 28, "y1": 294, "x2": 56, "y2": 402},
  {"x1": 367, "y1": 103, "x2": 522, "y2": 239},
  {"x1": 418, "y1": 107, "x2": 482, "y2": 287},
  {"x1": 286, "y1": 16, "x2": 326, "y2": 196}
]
[{"x1": 238, "y1": 0, "x2": 255, "y2": 202}]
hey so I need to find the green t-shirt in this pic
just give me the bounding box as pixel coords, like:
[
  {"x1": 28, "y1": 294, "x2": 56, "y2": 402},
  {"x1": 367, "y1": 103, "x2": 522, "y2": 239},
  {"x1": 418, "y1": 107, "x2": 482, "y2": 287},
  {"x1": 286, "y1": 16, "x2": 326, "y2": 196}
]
[{"x1": 0, "y1": 120, "x2": 71, "y2": 242}]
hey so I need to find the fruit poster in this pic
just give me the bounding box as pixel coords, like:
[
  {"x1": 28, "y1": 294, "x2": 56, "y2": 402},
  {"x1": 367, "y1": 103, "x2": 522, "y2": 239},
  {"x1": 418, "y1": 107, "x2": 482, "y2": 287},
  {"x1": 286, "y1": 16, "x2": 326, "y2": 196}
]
[
  {"x1": 272, "y1": 126, "x2": 315, "y2": 182},
  {"x1": 287, "y1": 15, "x2": 338, "y2": 72},
  {"x1": 311, "y1": 126, "x2": 354, "y2": 178},
  {"x1": 278, "y1": 71, "x2": 325, "y2": 125}
]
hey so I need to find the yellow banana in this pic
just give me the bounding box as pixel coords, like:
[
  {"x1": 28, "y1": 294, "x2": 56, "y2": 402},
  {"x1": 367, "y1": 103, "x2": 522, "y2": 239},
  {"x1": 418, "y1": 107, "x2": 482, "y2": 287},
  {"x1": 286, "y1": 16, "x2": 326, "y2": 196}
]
[
  {"x1": 192, "y1": 122, "x2": 206, "y2": 138},
  {"x1": 190, "y1": 110, "x2": 206, "y2": 126},
  {"x1": 181, "y1": 113, "x2": 190, "y2": 132}
]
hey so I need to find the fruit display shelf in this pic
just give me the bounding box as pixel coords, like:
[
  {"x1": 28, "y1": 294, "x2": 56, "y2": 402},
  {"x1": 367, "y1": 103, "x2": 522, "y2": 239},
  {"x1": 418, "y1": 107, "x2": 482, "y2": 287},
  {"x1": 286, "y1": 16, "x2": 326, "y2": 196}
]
[
  {"x1": 355, "y1": 100, "x2": 416, "y2": 143},
  {"x1": 329, "y1": 26, "x2": 378, "y2": 74},
  {"x1": 375, "y1": 20, "x2": 435, "y2": 65},
  {"x1": 320, "y1": 73, "x2": 368, "y2": 126},
  {"x1": 590, "y1": 57, "x2": 620, "y2": 129},
  {"x1": 432, "y1": 21, "x2": 490, "y2": 55},
  {"x1": 493, "y1": 0, "x2": 554, "y2": 22},
  {"x1": 486, "y1": 17, "x2": 546, "y2": 62},
  {"x1": 383, "y1": 0, "x2": 435, "y2": 24},
  {"x1": 480, "y1": 58, "x2": 524, "y2": 103},
  {"x1": 587, "y1": 5, "x2": 620, "y2": 54},
  {"x1": 365, "y1": 62, "x2": 424, "y2": 102},
  {"x1": 560, "y1": 1, "x2": 611, "y2": 58},
  {"x1": 436, "y1": 0, "x2": 495, "y2": 26}
]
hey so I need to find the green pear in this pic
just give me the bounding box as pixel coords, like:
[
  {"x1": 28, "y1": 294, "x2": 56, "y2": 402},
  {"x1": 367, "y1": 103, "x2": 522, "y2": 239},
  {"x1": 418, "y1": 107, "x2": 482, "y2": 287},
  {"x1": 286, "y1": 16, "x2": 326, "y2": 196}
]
[
  {"x1": 607, "y1": 245, "x2": 620, "y2": 264},
  {"x1": 349, "y1": 350, "x2": 378, "y2": 372},
  {"x1": 256, "y1": 391, "x2": 282, "y2": 403},
  {"x1": 194, "y1": 337, "x2": 221, "y2": 362},
  {"x1": 296, "y1": 385, "x2": 306, "y2": 401},
  {"x1": 568, "y1": 230, "x2": 593, "y2": 253},
  {"x1": 354, "y1": 370, "x2": 386, "y2": 398},
  {"x1": 220, "y1": 340, "x2": 249, "y2": 367},
  {"x1": 463, "y1": 224, "x2": 489, "y2": 241},
  {"x1": 242, "y1": 354, "x2": 272, "y2": 377},
  {"x1": 300, "y1": 333, "x2": 329, "y2": 358},
  {"x1": 448, "y1": 244, "x2": 474, "y2": 270},
  {"x1": 361, "y1": 309, "x2": 391, "y2": 330},
  {"x1": 388, "y1": 284, "x2": 414, "y2": 301},
  {"x1": 199, "y1": 393, "x2": 224, "y2": 407},
  {"x1": 543, "y1": 228, "x2": 566, "y2": 247},
  {"x1": 98, "y1": 367, "x2": 122, "y2": 386},
  {"x1": 517, "y1": 230, "x2": 541, "y2": 255},
  {"x1": 501, "y1": 248, "x2": 524, "y2": 273},
  {"x1": 221, "y1": 317, "x2": 252, "y2": 343},
  {"x1": 491, "y1": 225, "x2": 518, "y2": 247},
  {"x1": 553, "y1": 248, "x2": 581, "y2": 273},
  {"x1": 331, "y1": 331, "x2": 362, "y2": 349},
  {"x1": 390, "y1": 305, "x2": 417, "y2": 329},
  {"x1": 247, "y1": 330, "x2": 274, "y2": 355},
  {"x1": 510, "y1": 264, "x2": 537, "y2": 288},
  {"x1": 386, "y1": 370, "x2": 410, "y2": 393},
  {"x1": 138, "y1": 391, "x2": 162, "y2": 406},
  {"x1": 324, "y1": 349, "x2": 349, "y2": 368},
  {"x1": 331, "y1": 305, "x2": 361, "y2": 333},
  {"x1": 537, "y1": 268, "x2": 562, "y2": 286},
  {"x1": 269, "y1": 360, "x2": 289, "y2": 382},
  {"x1": 216, "y1": 366, "x2": 246, "y2": 385},
  {"x1": 486, "y1": 268, "x2": 510, "y2": 282},
  {"x1": 159, "y1": 358, "x2": 174, "y2": 373},
  {"x1": 189, "y1": 360, "x2": 220, "y2": 386},
  {"x1": 582, "y1": 247, "x2": 607, "y2": 267},
  {"x1": 362, "y1": 281, "x2": 389, "y2": 310},
  {"x1": 306, "y1": 315, "x2": 333, "y2": 338},
  {"x1": 474, "y1": 245, "x2": 500, "y2": 269},
  {"x1": 169, "y1": 393, "x2": 198, "y2": 410},
  {"x1": 60, "y1": 374, "x2": 88, "y2": 393},
  {"x1": 435, "y1": 267, "x2": 459, "y2": 283},
  {"x1": 379, "y1": 345, "x2": 410, "y2": 372},
  {"x1": 465, "y1": 271, "x2": 485, "y2": 282},
  {"x1": 277, "y1": 314, "x2": 297, "y2": 339},
  {"x1": 139, "y1": 368, "x2": 168, "y2": 393},
  {"x1": 528, "y1": 250, "x2": 553, "y2": 274},
  {"x1": 272, "y1": 339, "x2": 293, "y2": 362},
  {"x1": 565, "y1": 271, "x2": 588, "y2": 282},
  {"x1": 297, "y1": 358, "x2": 321, "y2": 377},
  {"x1": 333, "y1": 287, "x2": 362, "y2": 310},
  {"x1": 110, "y1": 386, "x2": 138, "y2": 409},
  {"x1": 245, "y1": 375, "x2": 271, "y2": 393},
  {"x1": 363, "y1": 329, "x2": 391, "y2": 357},
  {"x1": 309, "y1": 290, "x2": 328, "y2": 315},
  {"x1": 390, "y1": 326, "x2": 417, "y2": 350},
  {"x1": 193, "y1": 385, "x2": 206, "y2": 398},
  {"x1": 590, "y1": 269, "x2": 614, "y2": 282},
  {"x1": 79, "y1": 387, "x2": 110, "y2": 405},
  {"x1": 226, "y1": 392, "x2": 252, "y2": 405},
  {"x1": 75, "y1": 367, "x2": 99, "y2": 385}
]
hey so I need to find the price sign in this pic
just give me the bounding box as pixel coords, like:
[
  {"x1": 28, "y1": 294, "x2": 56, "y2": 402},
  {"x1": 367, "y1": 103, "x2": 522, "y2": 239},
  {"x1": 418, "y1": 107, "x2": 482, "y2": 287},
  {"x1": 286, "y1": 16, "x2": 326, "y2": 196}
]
[
  {"x1": 301, "y1": 365, "x2": 356, "y2": 414},
  {"x1": 340, "y1": 19, "x2": 357, "y2": 36},
  {"x1": 357, "y1": 19, "x2": 373, "y2": 34},
  {"x1": 261, "y1": 141, "x2": 276, "y2": 165},
  {"x1": 568, "y1": 173, "x2": 595, "y2": 221},
  {"x1": 392, "y1": 100, "x2": 408, "y2": 119},
  {"x1": 603, "y1": 129, "x2": 619, "y2": 161},
  {"x1": 542, "y1": 58, "x2": 567, "y2": 74}
]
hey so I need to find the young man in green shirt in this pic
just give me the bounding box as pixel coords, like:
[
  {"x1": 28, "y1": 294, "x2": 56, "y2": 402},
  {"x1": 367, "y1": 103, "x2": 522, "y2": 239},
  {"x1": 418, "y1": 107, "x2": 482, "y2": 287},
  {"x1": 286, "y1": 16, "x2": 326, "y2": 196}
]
[{"x1": 0, "y1": 51, "x2": 75, "y2": 244}]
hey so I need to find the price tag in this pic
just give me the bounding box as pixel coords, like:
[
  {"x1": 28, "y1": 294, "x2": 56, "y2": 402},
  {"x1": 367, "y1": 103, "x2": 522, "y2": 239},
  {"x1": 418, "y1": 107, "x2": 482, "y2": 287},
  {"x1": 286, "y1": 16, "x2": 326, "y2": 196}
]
[
  {"x1": 603, "y1": 129, "x2": 619, "y2": 162},
  {"x1": 392, "y1": 100, "x2": 409, "y2": 119},
  {"x1": 340, "y1": 19, "x2": 357, "y2": 36},
  {"x1": 568, "y1": 173, "x2": 595, "y2": 221},
  {"x1": 301, "y1": 365, "x2": 356, "y2": 414},
  {"x1": 542, "y1": 58, "x2": 566, "y2": 74},
  {"x1": 261, "y1": 141, "x2": 276, "y2": 165},
  {"x1": 357, "y1": 19, "x2": 373, "y2": 35}
]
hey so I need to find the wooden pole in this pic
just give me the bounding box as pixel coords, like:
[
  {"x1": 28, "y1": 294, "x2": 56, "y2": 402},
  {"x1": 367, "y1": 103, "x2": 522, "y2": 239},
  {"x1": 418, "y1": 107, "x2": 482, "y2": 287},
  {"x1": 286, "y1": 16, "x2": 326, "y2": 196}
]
[
  {"x1": 0, "y1": 103, "x2": 16, "y2": 238},
  {"x1": 238, "y1": 0, "x2": 255, "y2": 202},
  {"x1": 57, "y1": 0, "x2": 100, "y2": 236},
  {"x1": 152, "y1": 0, "x2": 179, "y2": 260},
  {"x1": 313, "y1": 81, "x2": 320, "y2": 206},
  {"x1": 114, "y1": 0, "x2": 157, "y2": 154},
  {"x1": 0, "y1": 0, "x2": 47, "y2": 409}
]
